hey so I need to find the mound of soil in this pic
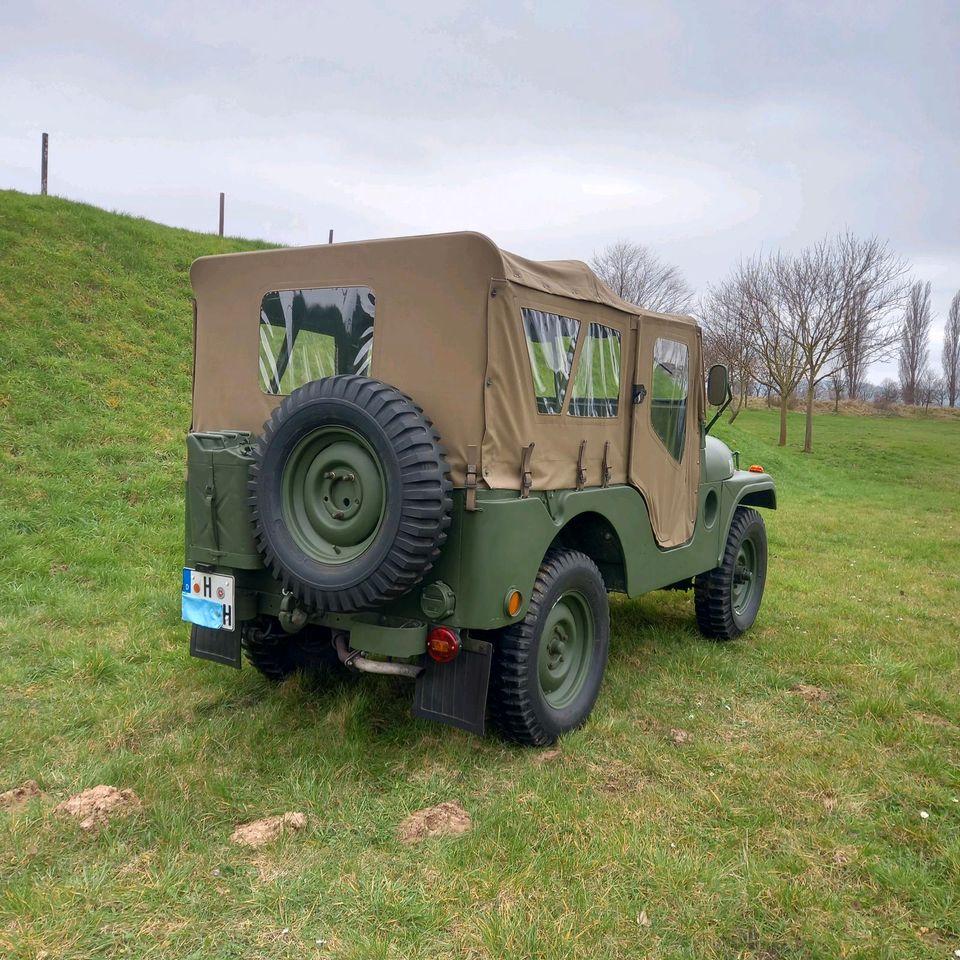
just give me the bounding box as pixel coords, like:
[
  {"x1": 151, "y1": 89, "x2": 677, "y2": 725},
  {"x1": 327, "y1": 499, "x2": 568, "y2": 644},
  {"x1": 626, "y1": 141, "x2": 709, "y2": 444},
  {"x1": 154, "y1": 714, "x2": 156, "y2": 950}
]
[
  {"x1": 56, "y1": 785, "x2": 142, "y2": 830},
  {"x1": 397, "y1": 801, "x2": 472, "y2": 844},
  {"x1": 791, "y1": 684, "x2": 831, "y2": 702},
  {"x1": 0, "y1": 780, "x2": 44, "y2": 808},
  {"x1": 230, "y1": 812, "x2": 307, "y2": 848}
]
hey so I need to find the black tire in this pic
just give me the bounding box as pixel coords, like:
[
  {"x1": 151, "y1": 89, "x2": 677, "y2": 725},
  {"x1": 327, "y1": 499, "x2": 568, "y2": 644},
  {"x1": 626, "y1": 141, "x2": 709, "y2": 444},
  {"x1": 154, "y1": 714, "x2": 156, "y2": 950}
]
[
  {"x1": 249, "y1": 375, "x2": 452, "y2": 613},
  {"x1": 241, "y1": 619, "x2": 340, "y2": 682},
  {"x1": 695, "y1": 506, "x2": 768, "y2": 640},
  {"x1": 489, "y1": 549, "x2": 610, "y2": 746}
]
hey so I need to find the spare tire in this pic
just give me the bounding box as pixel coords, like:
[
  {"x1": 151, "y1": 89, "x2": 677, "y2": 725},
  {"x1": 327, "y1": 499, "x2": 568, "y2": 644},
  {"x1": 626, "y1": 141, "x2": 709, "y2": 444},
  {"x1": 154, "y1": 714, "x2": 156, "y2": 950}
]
[{"x1": 249, "y1": 375, "x2": 452, "y2": 613}]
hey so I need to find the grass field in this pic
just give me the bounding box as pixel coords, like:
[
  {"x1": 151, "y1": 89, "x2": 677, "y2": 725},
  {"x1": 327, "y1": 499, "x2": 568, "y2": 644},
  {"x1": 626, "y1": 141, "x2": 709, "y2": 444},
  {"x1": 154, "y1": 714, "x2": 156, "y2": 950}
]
[{"x1": 1, "y1": 191, "x2": 959, "y2": 959}]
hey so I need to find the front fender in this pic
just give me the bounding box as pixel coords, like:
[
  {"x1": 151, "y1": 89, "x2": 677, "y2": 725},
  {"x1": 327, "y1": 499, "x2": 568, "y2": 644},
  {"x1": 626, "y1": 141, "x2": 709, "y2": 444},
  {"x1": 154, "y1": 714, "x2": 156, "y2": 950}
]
[{"x1": 715, "y1": 470, "x2": 776, "y2": 565}]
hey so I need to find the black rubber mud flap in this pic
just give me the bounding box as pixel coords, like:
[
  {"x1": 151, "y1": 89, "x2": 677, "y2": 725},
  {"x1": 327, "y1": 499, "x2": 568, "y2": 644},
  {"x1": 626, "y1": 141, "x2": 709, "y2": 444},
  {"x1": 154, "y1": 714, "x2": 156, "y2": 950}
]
[
  {"x1": 413, "y1": 638, "x2": 492, "y2": 736},
  {"x1": 190, "y1": 625, "x2": 242, "y2": 669}
]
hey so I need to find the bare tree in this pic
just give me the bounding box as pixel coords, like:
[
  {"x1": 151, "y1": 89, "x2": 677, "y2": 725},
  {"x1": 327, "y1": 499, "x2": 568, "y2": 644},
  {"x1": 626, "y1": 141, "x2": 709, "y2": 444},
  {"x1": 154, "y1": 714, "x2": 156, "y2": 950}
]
[
  {"x1": 776, "y1": 233, "x2": 909, "y2": 452},
  {"x1": 829, "y1": 368, "x2": 845, "y2": 413},
  {"x1": 874, "y1": 378, "x2": 900, "y2": 410},
  {"x1": 740, "y1": 257, "x2": 805, "y2": 446},
  {"x1": 839, "y1": 236, "x2": 909, "y2": 399},
  {"x1": 592, "y1": 240, "x2": 694, "y2": 313},
  {"x1": 943, "y1": 290, "x2": 960, "y2": 407},
  {"x1": 700, "y1": 285, "x2": 756, "y2": 423},
  {"x1": 774, "y1": 240, "x2": 848, "y2": 453},
  {"x1": 917, "y1": 368, "x2": 943, "y2": 409},
  {"x1": 898, "y1": 281, "x2": 933, "y2": 405}
]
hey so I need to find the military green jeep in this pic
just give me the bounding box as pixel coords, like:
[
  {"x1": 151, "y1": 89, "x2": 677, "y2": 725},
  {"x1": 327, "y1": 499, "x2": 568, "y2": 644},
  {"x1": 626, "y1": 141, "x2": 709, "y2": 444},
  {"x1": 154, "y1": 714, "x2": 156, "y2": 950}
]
[{"x1": 183, "y1": 233, "x2": 775, "y2": 745}]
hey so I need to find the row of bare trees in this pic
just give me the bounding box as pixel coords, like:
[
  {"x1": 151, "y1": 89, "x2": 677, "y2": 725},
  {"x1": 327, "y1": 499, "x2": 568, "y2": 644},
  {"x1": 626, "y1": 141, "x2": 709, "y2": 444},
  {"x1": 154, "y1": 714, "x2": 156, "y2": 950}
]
[
  {"x1": 698, "y1": 234, "x2": 910, "y2": 451},
  {"x1": 891, "y1": 284, "x2": 960, "y2": 408},
  {"x1": 592, "y1": 237, "x2": 959, "y2": 453}
]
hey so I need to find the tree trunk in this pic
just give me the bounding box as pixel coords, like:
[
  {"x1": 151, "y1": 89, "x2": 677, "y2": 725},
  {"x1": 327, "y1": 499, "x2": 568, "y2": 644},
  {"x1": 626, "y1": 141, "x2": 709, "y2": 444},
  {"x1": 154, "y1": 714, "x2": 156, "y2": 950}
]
[
  {"x1": 728, "y1": 395, "x2": 743, "y2": 424},
  {"x1": 803, "y1": 381, "x2": 815, "y2": 453},
  {"x1": 779, "y1": 395, "x2": 788, "y2": 446}
]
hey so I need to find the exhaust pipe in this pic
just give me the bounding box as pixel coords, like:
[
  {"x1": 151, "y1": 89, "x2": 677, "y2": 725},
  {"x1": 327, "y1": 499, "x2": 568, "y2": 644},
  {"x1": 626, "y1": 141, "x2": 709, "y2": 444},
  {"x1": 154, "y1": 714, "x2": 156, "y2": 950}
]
[{"x1": 334, "y1": 633, "x2": 422, "y2": 679}]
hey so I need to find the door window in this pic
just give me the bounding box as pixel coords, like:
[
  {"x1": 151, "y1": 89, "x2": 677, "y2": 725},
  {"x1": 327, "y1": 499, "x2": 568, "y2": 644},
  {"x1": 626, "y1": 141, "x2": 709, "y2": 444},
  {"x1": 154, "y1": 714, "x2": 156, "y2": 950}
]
[
  {"x1": 569, "y1": 323, "x2": 621, "y2": 417},
  {"x1": 521, "y1": 308, "x2": 580, "y2": 414},
  {"x1": 651, "y1": 338, "x2": 689, "y2": 460}
]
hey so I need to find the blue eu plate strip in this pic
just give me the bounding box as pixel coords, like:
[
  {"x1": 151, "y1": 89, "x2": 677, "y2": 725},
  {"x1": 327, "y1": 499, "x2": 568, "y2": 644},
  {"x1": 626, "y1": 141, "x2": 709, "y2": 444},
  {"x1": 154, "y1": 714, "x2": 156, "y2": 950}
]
[{"x1": 182, "y1": 594, "x2": 224, "y2": 629}]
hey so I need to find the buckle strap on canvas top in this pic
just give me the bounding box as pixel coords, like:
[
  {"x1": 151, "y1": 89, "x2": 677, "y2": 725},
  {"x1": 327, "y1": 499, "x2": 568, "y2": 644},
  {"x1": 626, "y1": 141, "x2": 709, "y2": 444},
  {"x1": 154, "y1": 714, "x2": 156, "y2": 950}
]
[
  {"x1": 576, "y1": 440, "x2": 587, "y2": 490},
  {"x1": 465, "y1": 444, "x2": 478, "y2": 512},
  {"x1": 601, "y1": 441, "x2": 612, "y2": 488},
  {"x1": 520, "y1": 443, "x2": 535, "y2": 498}
]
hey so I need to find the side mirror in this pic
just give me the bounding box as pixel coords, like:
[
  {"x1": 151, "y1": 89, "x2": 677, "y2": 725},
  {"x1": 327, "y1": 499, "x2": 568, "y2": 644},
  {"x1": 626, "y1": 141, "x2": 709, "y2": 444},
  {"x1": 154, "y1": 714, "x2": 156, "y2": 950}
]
[{"x1": 707, "y1": 364, "x2": 730, "y2": 406}]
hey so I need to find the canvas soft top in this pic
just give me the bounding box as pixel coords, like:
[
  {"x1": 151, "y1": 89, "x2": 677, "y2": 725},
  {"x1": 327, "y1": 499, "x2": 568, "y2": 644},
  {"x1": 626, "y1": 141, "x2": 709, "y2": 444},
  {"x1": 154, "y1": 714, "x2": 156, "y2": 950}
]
[{"x1": 190, "y1": 232, "x2": 702, "y2": 543}]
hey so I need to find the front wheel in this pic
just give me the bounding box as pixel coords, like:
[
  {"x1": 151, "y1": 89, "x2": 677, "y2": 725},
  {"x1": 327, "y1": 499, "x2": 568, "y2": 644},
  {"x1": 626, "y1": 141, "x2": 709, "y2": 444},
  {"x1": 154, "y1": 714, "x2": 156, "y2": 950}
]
[
  {"x1": 488, "y1": 549, "x2": 610, "y2": 746},
  {"x1": 695, "y1": 506, "x2": 768, "y2": 640}
]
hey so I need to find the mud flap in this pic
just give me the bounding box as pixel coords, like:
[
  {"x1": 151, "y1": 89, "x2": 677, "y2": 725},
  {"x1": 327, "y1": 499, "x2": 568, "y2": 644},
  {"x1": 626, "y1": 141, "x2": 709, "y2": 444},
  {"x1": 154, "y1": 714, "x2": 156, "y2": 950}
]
[
  {"x1": 413, "y1": 637, "x2": 492, "y2": 736},
  {"x1": 189, "y1": 625, "x2": 242, "y2": 669}
]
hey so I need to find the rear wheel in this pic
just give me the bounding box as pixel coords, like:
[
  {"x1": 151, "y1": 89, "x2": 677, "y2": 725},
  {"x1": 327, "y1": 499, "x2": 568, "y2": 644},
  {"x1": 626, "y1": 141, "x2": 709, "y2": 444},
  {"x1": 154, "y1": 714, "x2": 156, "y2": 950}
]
[
  {"x1": 695, "y1": 507, "x2": 768, "y2": 640},
  {"x1": 489, "y1": 549, "x2": 610, "y2": 746},
  {"x1": 240, "y1": 619, "x2": 340, "y2": 682}
]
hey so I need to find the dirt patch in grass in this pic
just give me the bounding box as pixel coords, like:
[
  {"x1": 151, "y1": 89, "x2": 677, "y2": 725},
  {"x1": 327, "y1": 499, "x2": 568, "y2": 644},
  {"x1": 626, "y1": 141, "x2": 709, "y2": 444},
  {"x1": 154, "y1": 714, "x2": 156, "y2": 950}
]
[
  {"x1": 532, "y1": 748, "x2": 562, "y2": 766},
  {"x1": 668, "y1": 728, "x2": 692, "y2": 745},
  {"x1": 0, "y1": 779, "x2": 44, "y2": 808},
  {"x1": 56, "y1": 785, "x2": 142, "y2": 830},
  {"x1": 230, "y1": 812, "x2": 307, "y2": 848},
  {"x1": 791, "y1": 684, "x2": 831, "y2": 702},
  {"x1": 397, "y1": 802, "x2": 472, "y2": 843},
  {"x1": 917, "y1": 712, "x2": 954, "y2": 728}
]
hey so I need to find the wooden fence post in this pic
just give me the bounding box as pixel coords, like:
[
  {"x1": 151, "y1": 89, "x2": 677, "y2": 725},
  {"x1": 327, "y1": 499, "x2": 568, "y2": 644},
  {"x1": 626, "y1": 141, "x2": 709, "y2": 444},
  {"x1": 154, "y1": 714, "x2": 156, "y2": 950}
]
[
  {"x1": 218, "y1": 192, "x2": 225, "y2": 237},
  {"x1": 40, "y1": 133, "x2": 48, "y2": 196}
]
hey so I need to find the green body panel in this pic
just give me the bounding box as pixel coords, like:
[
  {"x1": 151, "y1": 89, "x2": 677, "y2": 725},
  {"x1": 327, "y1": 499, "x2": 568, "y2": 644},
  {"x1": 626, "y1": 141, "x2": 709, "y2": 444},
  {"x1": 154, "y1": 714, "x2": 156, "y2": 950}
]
[
  {"x1": 184, "y1": 432, "x2": 775, "y2": 657},
  {"x1": 703, "y1": 435, "x2": 735, "y2": 483}
]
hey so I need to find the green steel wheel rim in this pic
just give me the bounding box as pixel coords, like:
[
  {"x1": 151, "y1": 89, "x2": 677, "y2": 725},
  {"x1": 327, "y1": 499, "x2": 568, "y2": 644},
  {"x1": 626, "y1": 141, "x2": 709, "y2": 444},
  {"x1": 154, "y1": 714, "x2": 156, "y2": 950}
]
[
  {"x1": 280, "y1": 426, "x2": 386, "y2": 564},
  {"x1": 537, "y1": 590, "x2": 595, "y2": 710},
  {"x1": 732, "y1": 536, "x2": 758, "y2": 615}
]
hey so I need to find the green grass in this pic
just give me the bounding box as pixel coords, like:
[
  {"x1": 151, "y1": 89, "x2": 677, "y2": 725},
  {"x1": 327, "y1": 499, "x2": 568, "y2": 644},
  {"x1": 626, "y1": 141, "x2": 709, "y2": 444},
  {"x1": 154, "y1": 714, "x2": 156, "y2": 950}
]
[{"x1": 2, "y1": 190, "x2": 959, "y2": 959}]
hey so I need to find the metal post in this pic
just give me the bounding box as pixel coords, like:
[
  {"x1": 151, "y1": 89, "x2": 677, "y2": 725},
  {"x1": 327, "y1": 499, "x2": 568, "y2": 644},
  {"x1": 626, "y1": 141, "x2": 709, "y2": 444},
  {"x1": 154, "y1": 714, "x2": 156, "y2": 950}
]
[
  {"x1": 40, "y1": 133, "x2": 48, "y2": 195},
  {"x1": 328, "y1": 229, "x2": 334, "y2": 244},
  {"x1": 218, "y1": 192, "x2": 225, "y2": 237}
]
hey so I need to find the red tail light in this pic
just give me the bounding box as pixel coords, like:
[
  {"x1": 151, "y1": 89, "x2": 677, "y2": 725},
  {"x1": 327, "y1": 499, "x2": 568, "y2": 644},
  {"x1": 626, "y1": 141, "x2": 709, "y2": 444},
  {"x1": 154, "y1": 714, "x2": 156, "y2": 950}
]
[{"x1": 426, "y1": 626, "x2": 460, "y2": 663}]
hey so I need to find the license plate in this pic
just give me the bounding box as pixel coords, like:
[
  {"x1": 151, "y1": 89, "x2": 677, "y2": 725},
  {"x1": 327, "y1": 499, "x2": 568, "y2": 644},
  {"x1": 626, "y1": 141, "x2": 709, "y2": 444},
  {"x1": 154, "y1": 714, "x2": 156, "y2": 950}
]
[{"x1": 181, "y1": 568, "x2": 235, "y2": 631}]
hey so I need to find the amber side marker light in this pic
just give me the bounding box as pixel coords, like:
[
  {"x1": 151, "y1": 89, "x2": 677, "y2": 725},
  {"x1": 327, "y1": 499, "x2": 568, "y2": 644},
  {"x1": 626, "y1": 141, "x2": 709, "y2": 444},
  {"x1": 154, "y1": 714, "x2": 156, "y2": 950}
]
[
  {"x1": 748, "y1": 464, "x2": 765, "y2": 473},
  {"x1": 506, "y1": 589, "x2": 522, "y2": 618},
  {"x1": 426, "y1": 626, "x2": 460, "y2": 663}
]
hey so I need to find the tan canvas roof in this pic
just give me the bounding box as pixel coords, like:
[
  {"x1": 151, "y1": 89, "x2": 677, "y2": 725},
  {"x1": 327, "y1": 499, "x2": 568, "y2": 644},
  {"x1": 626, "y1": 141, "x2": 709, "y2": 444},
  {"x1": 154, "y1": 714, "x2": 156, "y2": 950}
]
[{"x1": 191, "y1": 232, "x2": 702, "y2": 546}]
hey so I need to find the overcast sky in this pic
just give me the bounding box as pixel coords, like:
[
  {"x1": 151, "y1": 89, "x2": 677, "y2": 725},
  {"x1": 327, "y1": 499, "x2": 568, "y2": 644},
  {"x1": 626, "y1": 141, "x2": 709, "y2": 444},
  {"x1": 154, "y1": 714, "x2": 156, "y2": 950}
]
[{"x1": 2, "y1": 0, "x2": 958, "y2": 380}]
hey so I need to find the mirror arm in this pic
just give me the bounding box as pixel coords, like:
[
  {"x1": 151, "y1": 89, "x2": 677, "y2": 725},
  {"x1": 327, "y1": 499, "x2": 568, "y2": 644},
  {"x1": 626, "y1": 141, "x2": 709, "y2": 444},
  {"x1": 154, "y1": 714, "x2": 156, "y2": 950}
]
[{"x1": 704, "y1": 381, "x2": 733, "y2": 435}]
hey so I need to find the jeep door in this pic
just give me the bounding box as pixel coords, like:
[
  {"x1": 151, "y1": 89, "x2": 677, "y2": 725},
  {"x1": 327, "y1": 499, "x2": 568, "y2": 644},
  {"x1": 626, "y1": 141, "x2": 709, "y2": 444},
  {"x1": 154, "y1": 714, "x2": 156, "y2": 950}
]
[{"x1": 628, "y1": 319, "x2": 703, "y2": 547}]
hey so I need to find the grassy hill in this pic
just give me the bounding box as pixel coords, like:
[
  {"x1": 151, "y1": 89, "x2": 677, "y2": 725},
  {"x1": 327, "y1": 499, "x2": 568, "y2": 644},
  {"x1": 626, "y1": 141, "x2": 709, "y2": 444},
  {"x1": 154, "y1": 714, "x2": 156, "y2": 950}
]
[{"x1": 1, "y1": 191, "x2": 959, "y2": 959}]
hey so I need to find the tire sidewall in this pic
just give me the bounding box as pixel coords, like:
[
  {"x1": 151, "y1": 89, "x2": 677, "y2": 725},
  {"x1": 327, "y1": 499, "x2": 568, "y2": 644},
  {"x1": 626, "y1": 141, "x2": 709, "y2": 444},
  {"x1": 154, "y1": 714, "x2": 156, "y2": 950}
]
[
  {"x1": 255, "y1": 396, "x2": 403, "y2": 592},
  {"x1": 529, "y1": 562, "x2": 610, "y2": 738},
  {"x1": 730, "y1": 512, "x2": 768, "y2": 632}
]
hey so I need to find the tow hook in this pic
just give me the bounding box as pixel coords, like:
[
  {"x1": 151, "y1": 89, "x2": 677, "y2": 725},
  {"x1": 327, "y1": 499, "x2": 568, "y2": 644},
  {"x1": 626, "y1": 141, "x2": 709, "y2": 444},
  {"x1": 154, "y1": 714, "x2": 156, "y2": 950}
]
[{"x1": 278, "y1": 592, "x2": 309, "y2": 634}]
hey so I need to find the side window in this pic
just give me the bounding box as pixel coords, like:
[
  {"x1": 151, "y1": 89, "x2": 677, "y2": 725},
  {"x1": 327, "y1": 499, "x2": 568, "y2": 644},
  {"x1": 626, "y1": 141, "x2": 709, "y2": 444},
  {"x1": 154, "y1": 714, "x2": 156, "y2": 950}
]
[
  {"x1": 521, "y1": 308, "x2": 580, "y2": 414},
  {"x1": 651, "y1": 338, "x2": 689, "y2": 460},
  {"x1": 259, "y1": 286, "x2": 375, "y2": 395},
  {"x1": 569, "y1": 323, "x2": 621, "y2": 417}
]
